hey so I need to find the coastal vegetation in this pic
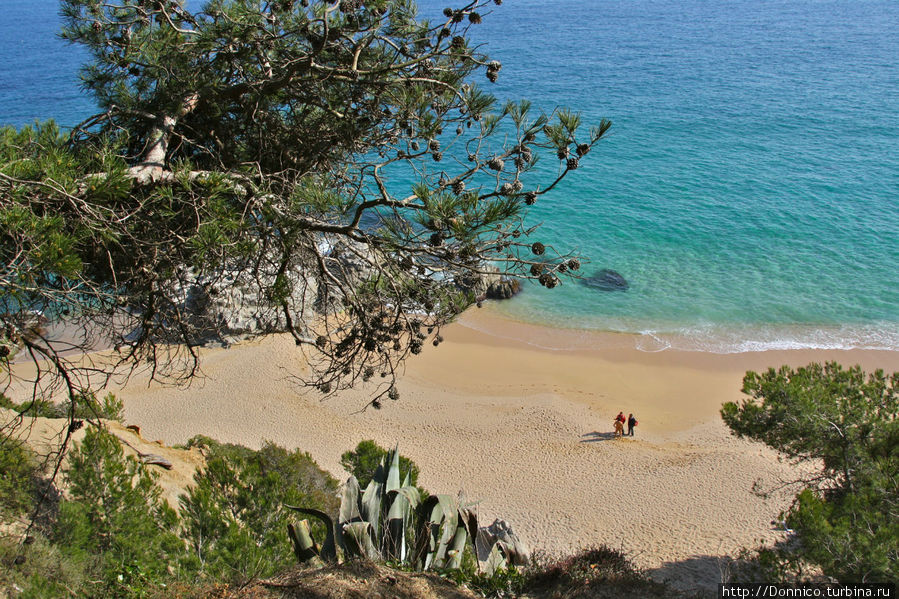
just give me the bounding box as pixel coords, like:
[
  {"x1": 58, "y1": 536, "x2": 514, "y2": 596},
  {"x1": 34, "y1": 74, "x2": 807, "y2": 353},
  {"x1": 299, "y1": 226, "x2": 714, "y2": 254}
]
[
  {"x1": 0, "y1": 424, "x2": 678, "y2": 598},
  {"x1": 722, "y1": 363, "x2": 899, "y2": 582}
]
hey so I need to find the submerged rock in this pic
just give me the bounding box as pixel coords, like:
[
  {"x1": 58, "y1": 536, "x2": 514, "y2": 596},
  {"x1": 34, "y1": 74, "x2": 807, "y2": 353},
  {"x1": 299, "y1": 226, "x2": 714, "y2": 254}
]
[{"x1": 582, "y1": 269, "x2": 629, "y2": 292}]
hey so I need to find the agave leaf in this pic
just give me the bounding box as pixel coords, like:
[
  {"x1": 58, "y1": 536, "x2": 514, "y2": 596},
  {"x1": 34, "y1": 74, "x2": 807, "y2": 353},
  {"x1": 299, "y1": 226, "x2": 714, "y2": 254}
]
[
  {"x1": 383, "y1": 485, "x2": 419, "y2": 561},
  {"x1": 361, "y1": 477, "x2": 383, "y2": 545},
  {"x1": 434, "y1": 495, "x2": 458, "y2": 565},
  {"x1": 337, "y1": 476, "x2": 363, "y2": 553},
  {"x1": 401, "y1": 470, "x2": 411, "y2": 489},
  {"x1": 458, "y1": 506, "x2": 479, "y2": 564},
  {"x1": 285, "y1": 506, "x2": 337, "y2": 563},
  {"x1": 342, "y1": 521, "x2": 380, "y2": 560},
  {"x1": 446, "y1": 524, "x2": 468, "y2": 570},
  {"x1": 372, "y1": 458, "x2": 387, "y2": 486},
  {"x1": 413, "y1": 495, "x2": 442, "y2": 570},
  {"x1": 339, "y1": 476, "x2": 363, "y2": 525},
  {"x1": 287, "y1": 519, "x2": 320, "y2": 563},
  {"x1": 424, "y1": 495, "x2": 458, "y2": 570},
  {"x1": 386, "y1": 444, "x2": 401, "y2": 493},
  {"x1": 484, "y1": 542, "x2": 508, "y2": 577},
  {"x1": 390, "y1": 486, "x2": 421, "y2": 510}
]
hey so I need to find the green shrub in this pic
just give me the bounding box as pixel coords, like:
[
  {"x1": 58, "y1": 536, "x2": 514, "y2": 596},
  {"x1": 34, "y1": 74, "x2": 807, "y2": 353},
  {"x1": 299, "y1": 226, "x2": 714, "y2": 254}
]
[
  {"x1": 0, "y1": 437, "x2": 39, "y2": 518},
  {"x1": 521, "y1": 546, "x2": 675, "y2": 598},
  {"x1": 180, "y1": 436, "x2": 339, "y2": 583},
  {"x1": 56, "y1": 426, "x2": 187, "y2": 597},
  {"x1": 722, "y1": 364, "x2": 899, "y2": 582},
  {"x1": 0, "y1": 533, "x2": 88, "y2": 598},
  {"x1": 0, "y1": 392, "x2": 123, "y2": 421},
  {"x1": 340, "y1": 439, "x2": 421, "y2": 490}
]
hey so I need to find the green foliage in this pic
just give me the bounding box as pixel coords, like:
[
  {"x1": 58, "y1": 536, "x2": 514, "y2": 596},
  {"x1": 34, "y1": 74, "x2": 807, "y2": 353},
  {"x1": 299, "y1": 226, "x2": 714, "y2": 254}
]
[
  {"x1": 0, "y1": 436, "x2": 39, "y2": 518},
  {"x1": 721, "y1": 362, "x2": 899, "y2": 582},
  {"x1": 0, "y1": 392, "x2": 123, "y2": 421},
  {"x1": 0, "y1": 533, "x2": 89, "y2": 598},
  {"x1": 441, "y1": 564, "x2": 528, "y2": 598},
  {"x1": 520, "y1": 546, "x2": 675, "y2": 599},
  {"x1": 56, "y1": 426, "x2": 187, "y2": 597},
  {"x1": 340, "y1": 439, "x2": 420, "y2": 490},
  {"x1": 180, "y1": 435, "x2": 339, "y2": 583}
]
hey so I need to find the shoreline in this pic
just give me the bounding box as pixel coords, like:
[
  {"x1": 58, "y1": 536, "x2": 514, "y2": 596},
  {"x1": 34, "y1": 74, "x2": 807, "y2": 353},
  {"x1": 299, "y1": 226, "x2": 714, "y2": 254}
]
[
  {"x1": 460, "y1": 300, "x2": 899, "y2": 356},
  {"x1": 9, "y1": 306, "x2": 899, "y2": 592}
]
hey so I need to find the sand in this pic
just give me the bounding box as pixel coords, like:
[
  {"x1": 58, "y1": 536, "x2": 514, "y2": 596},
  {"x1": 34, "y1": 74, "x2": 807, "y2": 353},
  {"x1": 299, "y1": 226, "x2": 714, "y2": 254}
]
[{"x1": 7, "y1": 303, "x2": 899, "y2": 592}]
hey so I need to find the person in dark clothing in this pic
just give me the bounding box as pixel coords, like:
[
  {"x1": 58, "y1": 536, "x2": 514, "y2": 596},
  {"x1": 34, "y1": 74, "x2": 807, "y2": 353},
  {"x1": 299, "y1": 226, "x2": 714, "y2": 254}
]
[{"x1": 627, "y1": 413, "x2": 637, "y2": 436}]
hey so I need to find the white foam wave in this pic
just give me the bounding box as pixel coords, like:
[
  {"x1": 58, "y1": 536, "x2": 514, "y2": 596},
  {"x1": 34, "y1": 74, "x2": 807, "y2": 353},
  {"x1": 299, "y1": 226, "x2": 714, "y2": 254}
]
[{"x1": 632, "y1": 323, "x2": 899, "y2": 354}]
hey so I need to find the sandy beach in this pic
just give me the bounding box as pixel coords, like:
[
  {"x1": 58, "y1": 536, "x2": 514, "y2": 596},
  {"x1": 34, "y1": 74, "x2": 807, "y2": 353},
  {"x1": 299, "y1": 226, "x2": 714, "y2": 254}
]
[{"x1": 9, "y1": 304, "x2": 899, "y2": 592}]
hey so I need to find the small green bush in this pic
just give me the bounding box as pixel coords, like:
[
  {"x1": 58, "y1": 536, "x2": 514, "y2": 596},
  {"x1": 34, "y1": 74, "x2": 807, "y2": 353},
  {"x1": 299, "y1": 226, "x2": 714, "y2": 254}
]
[
  {"x1": 180, "y1": 436, "x2": 339, "y2": 583},
  {"x1": 0, "y1": 437, "x2": 39, "y2": 518},
  {"x1": 0, "y1": 533, "x2": 88, "y2": 598},
  {"x1": 56, "y1": 426, "x2": 187, "y2": 597},
  {"x1": 0, "y1": 391, "x2": 123, "y2": 421},
  {"x1": 522, "y1": 546, "x2": 675, "y2": 598},
  {"x1": 340, "y1": 439, "x2": 421, "y2": 489}
]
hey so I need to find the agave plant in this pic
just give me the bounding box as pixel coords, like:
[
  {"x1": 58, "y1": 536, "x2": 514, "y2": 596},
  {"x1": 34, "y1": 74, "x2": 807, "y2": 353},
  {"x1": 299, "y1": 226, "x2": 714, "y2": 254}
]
[{"x1": 286, "y1": 445, "x2": 513, "y2": 573}]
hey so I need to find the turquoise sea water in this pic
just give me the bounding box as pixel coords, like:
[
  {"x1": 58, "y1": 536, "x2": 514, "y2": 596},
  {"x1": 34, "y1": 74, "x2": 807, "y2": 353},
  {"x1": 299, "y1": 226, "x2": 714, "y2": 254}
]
[{"x1": 2, "y1": 1, "x2": 898, "y2": 352}]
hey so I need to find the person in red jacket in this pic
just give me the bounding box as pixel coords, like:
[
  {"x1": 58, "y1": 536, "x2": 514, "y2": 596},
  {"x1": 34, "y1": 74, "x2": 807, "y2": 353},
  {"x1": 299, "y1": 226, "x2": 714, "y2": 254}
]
[{"x1": 614, "y1": 412, "x2": 626, "y2": 438}]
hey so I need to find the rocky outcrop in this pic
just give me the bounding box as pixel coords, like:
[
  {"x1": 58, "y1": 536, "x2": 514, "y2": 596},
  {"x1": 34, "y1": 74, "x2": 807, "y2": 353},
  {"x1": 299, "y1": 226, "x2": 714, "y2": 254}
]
[
  {"x1": 485, "y1": 276, "x2": 521, "y2": 300},
  {"x1": 456, "y1": 266, "x2": 522, "y2": 301},
  {"x1": 176, "y1": 236, "x2": 377, "y2": 343}
]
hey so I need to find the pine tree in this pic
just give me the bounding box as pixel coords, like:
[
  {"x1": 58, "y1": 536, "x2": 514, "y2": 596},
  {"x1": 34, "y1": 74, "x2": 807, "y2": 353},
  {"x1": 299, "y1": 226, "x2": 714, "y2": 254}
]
[
  {"x1": 1, "y1": 0, "x2": 612, "y2": 408},
  {"x1": 722, "y1": 363, "x2": 899, "y2": 582}
]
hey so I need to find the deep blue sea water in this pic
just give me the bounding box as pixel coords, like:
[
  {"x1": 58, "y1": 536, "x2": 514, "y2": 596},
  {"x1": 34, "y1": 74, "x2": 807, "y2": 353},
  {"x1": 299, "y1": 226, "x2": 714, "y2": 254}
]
[{"x1": 2, "y1": 0, "x2": 898, "y2": 352}]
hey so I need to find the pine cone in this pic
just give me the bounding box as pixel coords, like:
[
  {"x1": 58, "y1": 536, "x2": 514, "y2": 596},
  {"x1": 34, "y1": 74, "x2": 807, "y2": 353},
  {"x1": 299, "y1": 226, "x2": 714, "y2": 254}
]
[
  {"x1": 566, "y1": 156, "x2": 579, "y2": 170},
  {"x1": 487, "y1": 156, "x2": 505, "y2": 171},
  {"x1": 567, "y1": 258, "x2": 581, "y2": 271},
  {"x1": 532, "y1": 242, "x2": 546, "y2": 255},
  {"x1": 525, "y1": 191, "x2": 538, "y2": 205},
  {"x1": 577, "y1": 143, "x2": 590, "y2": 157}
]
